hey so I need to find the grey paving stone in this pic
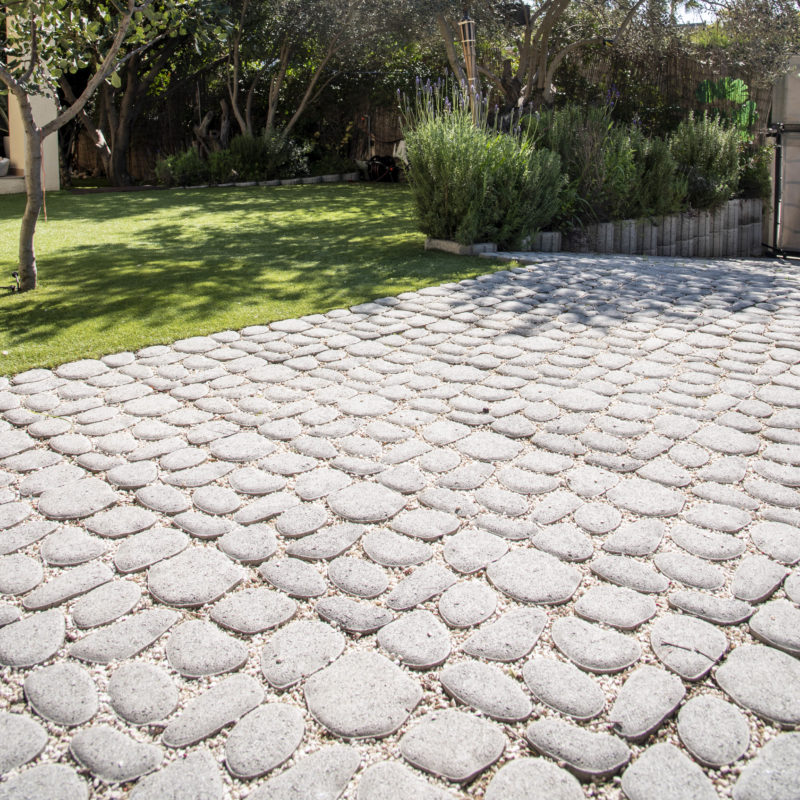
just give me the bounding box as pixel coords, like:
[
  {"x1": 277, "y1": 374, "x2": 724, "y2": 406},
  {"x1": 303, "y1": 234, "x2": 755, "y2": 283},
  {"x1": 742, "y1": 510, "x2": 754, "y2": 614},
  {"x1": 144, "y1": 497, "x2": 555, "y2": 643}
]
[
  {"x1": 192, "y1": 485, "x2": 241, "y2": 516},
  {"x1": 294, "y1": 468, "x2": 351, "y2": 501},
  {"x1": 37, "y1": 477, "x2": 118, "y2": 520},
  {"x1": 148, "y1": 546, "x2": 244, "y2": 606},
  {"x1": 748, "y1": 599, "x2": 800, "y2": 655},
  {"x1": 400, "y1": 708, "x2": 505, "y2": 783},
  {"x1": 24, "y1": 661, "x2": 98, "y2": 726},
  {"x1": 287, "y1": 522, "x2": 363, "y2": 561},
  {"x1": 0, "y1": 505, "x2": 33, "y2": 535},
  {"x1": 328, "y1": 556, "x2": 388, "y2": 598},
  {"x1": 602, "y1": 519, "x2": 665, "y2": 556},
  {"x1": 650, "y1": 613, "x2": 728, "y2": 680},
  {"x1": 218, "y1": 523, "x2": 277, "y2": 563},
  {"x1": 461, "y1": 607, "x2": 546, "y2": 662},
  {"x1": 327, "y1": 482, "x2": 406, "y2": 522},
  {"x1": 259, "y1": 557, "x2": 327, "y2": 598},
  {"x1": 0, "y1": 711, "x2": 48, "y2": 774},
  {"x1": 497, "y1": 466, "x2": 559, "y2": 495},
  {"x1": 247, "y1": 744, "x2": 360, "y2": 800},
  {"x1": 0, "y1": 430, "x2": 36, "y2": 461},
  {"x1": 274, "y1": 503, "x2": 327, "y2": 538},
  {"x1": 0, "y1": 609, "x2": 65, "y2": 667},
  {"x1": 693, "y1": 424, "x2": 760, "y2": 455},
  {"x1": 209, "y1": 431, "x2": 276, "y2": 461},
  {"x1": 0, "y1": 554, "x2": 42, "y2": 595},
  {"x1": 440, "y1": 660, "x2": 531, "y2": 722},
  {"x1": 228, "y1": 466, "x2": 286, "y2": 495},
  {"x1": 590, "y1": 554, "x2": 669, "y2": 593},
  {"x1": 575, "y1": 502, "x2": 622, "y2": 534},
  {"x1": 438, "y1": 581, "x2": 496, "y2": 627},
  {"x1": 750, "y1": 521, "x2": 800, "y2": 564},
  {"x1": 575, "y1": 585, "x2": 656, "y2": 630},
  {"x1": 437, "y1": 462, "x2": 494, "y2": 491},
  {"x1": 683, "y1": 502, "x2": 752, "y2": 532},
  {"x1": 522, "y1": 657, "x2": 605, "y2": 720},
  {"x1": 609, "y1": 665, "x2": 685, "y2": 741},
  {"x1": 305, "y1": 651, "x2": 422, "y2": 738},
  {"x1": 69, "y1": 724, "x2": 162, "y2": 783},
  {"x1": 531, "y1": 490, "x2": 583, "y2": 524},
  {"x1": 40, "y1": 527, "x2": 109, "y2": 566},
  {"x1": 484, "y1": 758, "x2": 583, "y2": 800},
  {"x1": 136, "y1": 483, "x2": 191, "y2": 514},
  {"x1": 166, "y1": 619, "x2": 248, "y2": 677},
  {"x1": 69, "y1": 608, "x2": 179, "y2": 663},
  {"x1": 390, "y1": 508, "x2": 459, "y2": 540},
  {"x1": 357, "y1": 761, "x2": 457, "y2": 800},
  {"x1": 173, "y1": 510, "x2": 232, "y2": 539},
  {"x1": 84, "y1": 505, "x2": 156, "y2": 538},
  {"x1": 23, "y1": 561, "x2": 112, "y2": 610},
  {"x1": 637, "y1": 457, "x2": 693, "y2": 487},
  {"x1": 668, "y1": 590, "x2": 754, "y2": 625},
  {"x1": 108, "y1": 662, "x2": 179, "y2": 725},
  {"x1": 19, "y1": 462, "x2": 84, "y2": 496},
  {"x1": 455, "y1": 431, "x2": 522, "y2": 462},
  {"x1": 162, "y1": 673, "x2": 264, "y2": 748},
  {"x1": 515, "y1": 450, "x2": 573, "y2": 473},
  {"x1": 225, "y1": 703, "x2": 305, "y2": 779},
  {"x1": 443, "y1": 528, "x2": 508, "y2": 573},
  {"x1": 316, "y1": 596, "x2": 394, "y2": 634},
  {"x1": 211, "y1": 588, "x2": 296, "y2": 635},
  {"x1": 785, "y1": 569, "x2": 800, "y2": 602},
  {"x1": 419, "y1": 487, "x2": 480, "y2": 517},
  {"x1": 566, "y1": 465, "x2": 620, "y2": 497},
  {"x1": 606, "y1": 477, "x2": 684, "y2": 516},
  {"x1": 551, "y1": 616, "x2": 640, "y2": 674},
  {"x1": 623, "y1": 741, "x2": 719, "y2": 800},
  {"x1": 670, "y1": 523, "x2": 746, "y2": 561},
  {"x1": 386, "y1": 563, "x2": 457, "y2": 610},
  {"x1": 107, "y1": 461, "x2": 158, "y2": 489},
  {"x1": 114, "y1": 526, "x2": 189, "y2": 573},
  {"x1": 161, "y1": 462, "x2": 234, "y2": 488},
  {"x1": 377, "y1": 609, "x2": 451, "y2": 668},
  {"x1": 488, "y1": 549, "x2": 581, "y2": 604},
  {"x1": 653, "y1": 550, "x2": 726, "y2": 589},
  {"x1": 731, "y1": 555, "x2": 788, "y2": 602},
  {"x1": 72, "y1": 579, "x2": 141, "y2": 628},
  {"x1": 0, "y1": 763, "x2": 88, "y2": 800},
  {"x1": 129, "y1": 748, "x2": 223, "y2": 800},
  {"x1": 526, "y1": 718, "x2": 631, "y2": 780},
  {"x1": 677, "y1": 695, "x2": 750, "y2": 768},
  {"x1": 475, "y1": 513, "x2": 535, "y2": 539},
  {"x1": 733, "y1": 732, "x2": 800, "y2": 800},
  {"x1": 2, "y1": 449, "x2": 62, "y2": 474},
  {"x1": 260, "y1": 619, "x2": 344, "y2": 689},
  {"x1": 0, "y1": 604, "x2": 20, "y2": 627}
]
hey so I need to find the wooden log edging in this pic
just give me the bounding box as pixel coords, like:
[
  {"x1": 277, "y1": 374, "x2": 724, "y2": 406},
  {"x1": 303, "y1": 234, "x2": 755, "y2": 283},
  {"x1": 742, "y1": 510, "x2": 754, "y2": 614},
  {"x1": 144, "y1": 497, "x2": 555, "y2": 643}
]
[{"x1": 527, "y1": 199, "x2": 763, "y2": 258}]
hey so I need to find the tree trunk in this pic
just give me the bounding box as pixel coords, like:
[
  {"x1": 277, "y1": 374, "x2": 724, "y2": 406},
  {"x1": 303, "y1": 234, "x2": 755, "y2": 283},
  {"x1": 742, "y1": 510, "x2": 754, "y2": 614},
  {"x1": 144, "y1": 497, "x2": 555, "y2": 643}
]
[{"x1": 18, "y1": 96, "x2": 43, "y2": 292}]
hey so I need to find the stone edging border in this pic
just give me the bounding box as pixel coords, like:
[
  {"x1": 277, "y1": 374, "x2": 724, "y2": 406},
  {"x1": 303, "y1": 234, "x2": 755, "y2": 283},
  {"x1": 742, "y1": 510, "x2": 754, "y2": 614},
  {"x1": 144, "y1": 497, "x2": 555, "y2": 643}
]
[{"x1": 171, "y1": 172, "x2": 361, "y2": 190}]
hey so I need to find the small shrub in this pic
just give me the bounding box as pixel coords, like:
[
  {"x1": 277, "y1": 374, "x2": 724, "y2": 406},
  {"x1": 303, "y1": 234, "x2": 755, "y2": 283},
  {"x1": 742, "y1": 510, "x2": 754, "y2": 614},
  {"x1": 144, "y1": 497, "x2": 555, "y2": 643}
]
[
  {"x1": 309, "y1": 152, "x2": 356, "y2": 176},
  {"x1": 738, "y1": 144, "x2": 772, "y2": 203},
  {"x1": 631, "y1": 135, "x2": 687, "y2": 217},
  {"x1": 208, "y1": 150, "x2": 235, "y2": 184},
  {"x1": 669, "y1": 112, "x2": 740, "y2": 209},
  {"x1": 154, "y1": 155, "x2": 176, "y2": 187},
  {"x1": 156, "y1": 148, "x2": 209, "y2": 187}
]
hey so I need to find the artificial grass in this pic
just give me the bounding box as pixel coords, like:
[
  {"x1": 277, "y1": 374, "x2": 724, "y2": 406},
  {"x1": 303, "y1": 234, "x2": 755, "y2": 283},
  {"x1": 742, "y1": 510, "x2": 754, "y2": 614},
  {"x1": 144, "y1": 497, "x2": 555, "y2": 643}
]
[{"x1": 0, "y1": 183, "x2": 491, "y2": 376}]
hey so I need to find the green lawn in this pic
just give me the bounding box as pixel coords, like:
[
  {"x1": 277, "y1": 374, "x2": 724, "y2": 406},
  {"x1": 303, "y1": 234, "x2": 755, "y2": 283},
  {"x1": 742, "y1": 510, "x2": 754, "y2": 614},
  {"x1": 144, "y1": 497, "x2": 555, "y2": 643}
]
[{"x1": 0, "y1": 184, "x2": 490, "y2": 376}]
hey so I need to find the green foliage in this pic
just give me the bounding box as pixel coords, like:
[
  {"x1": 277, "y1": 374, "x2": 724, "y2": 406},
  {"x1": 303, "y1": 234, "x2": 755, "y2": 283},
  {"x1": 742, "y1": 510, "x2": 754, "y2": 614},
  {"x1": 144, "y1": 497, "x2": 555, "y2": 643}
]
[
  {"x1": 154, "y1": 148, "x2": 209, "y2": 186},
  {"x1": 695, "y1": 78, "x2": 757, "y2": 140},
  {"x1": 402, "y1": 83, "x2": 563, "y2": 248},
  {"x1": 631, "y1": 135, "x2": 688, "y2": 217},
  {"x1": 309, "y1": 153, "x2": 357, "y2": 176},
  {"x1": 669, "y1": 113, "x2": 740, "y2": 209},
  {"x1": 738, "y1": 144, "x2": 773, "y2": 202},
  {"x1": 207, "y1": 150, "x2": 236, "y2": 184}
]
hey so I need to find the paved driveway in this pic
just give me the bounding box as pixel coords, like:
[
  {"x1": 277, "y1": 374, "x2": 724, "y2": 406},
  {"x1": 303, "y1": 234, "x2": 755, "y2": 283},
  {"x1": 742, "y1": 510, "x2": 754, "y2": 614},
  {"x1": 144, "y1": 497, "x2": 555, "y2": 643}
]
[{"x1": 0, "y1": 254, "x2": 798, "y2": 800}]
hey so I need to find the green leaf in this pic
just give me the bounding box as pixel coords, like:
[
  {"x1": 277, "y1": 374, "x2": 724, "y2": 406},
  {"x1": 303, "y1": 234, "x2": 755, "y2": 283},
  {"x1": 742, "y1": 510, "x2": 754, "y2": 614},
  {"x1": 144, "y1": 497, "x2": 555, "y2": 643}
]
[{"x1": 110, "y1": 71, "x2": 122, "y2": 88}]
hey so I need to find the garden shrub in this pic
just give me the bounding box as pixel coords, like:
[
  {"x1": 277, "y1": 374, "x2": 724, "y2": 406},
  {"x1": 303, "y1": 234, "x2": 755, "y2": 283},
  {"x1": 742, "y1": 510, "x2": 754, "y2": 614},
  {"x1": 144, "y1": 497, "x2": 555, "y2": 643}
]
[
  {"x1": 154, "y1": 148, "x2": 208, "y2": 186},
  {"x1": 669, "y1": 112, "x2": 740, "y2": 209},
  {"x1": 738, "y1": 144, "x2": 772, "y2": 203},
  {"x1": 403, "y1": 82, "x2": 563, "y2": 248},
  {"x1": 207, "y1": 150, "x2": 235, "y2": 184},
  {"x1": 631, "y1": 135, "x2": 688, "y2": 217}
]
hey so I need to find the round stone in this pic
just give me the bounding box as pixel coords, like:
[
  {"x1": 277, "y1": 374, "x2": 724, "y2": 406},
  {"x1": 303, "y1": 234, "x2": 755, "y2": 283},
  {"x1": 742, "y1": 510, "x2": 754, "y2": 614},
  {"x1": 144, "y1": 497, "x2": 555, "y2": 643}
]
[
  {"x1": 173, "y1": 511, "x2": 232, "y2": 539},
  {"x1": 40, "y1": 527, "x2": 109, "y2": 566},
  {"x1": 305, "y1": 651, "x2": 422, "y2": 739},
  {"x1": 603, "y1": 519, "x2": 665, "y2": 556},
  {"x1": 107, "y1": 461, "x2": 158, "y2": 489},
  {"x1": 523, "y1": 658, "x2": 605, "y2": 723},
  {"x1": 218, "y1": 523, "x2": 277, "y2": 563},
  {"x1": 328, "y1": 482, "x2": 406, "y2": 522},
  {"x1": 716, "y1": 645, "x2": 800, "y2": 725},
  {"x1": 750, "y1": 521, "x2": 800, "y2": 564},
  {"x1": 72, "y1": 580, "x2": 141, "y2": 628},
  {"x1": 192, "y1": 485, "x2": 241, "y2": 516},
  {"x1": 670, "y1": 523, "x2": 746, "y2": 561},
  {"x1": 0, "y1": 610, "x2": 65, "y2": 667},
  {"x1": 609, "y1": 665, "x2": 686, "y2": 741},
  {"x1": 148, "y1": 546, "x2": 244, "y2": 607},
  {"x1": 0, "y1": 711, "x2": 48, "y2": 774},
  {"x1": 275, "y1": 503, "x2": 328, "y2": 537},
  {"x1": 440, "y1": 660, "x2": 531, "y2": 722},
  {"x1": 551, "y1": 616, "x2": 641, "y2": 674},
  {"x1": 438, "y1": 581, "x2": 497, "y2": 627},
  {"x1": 590, "y1": 555, "x2": 669, "y2": 594},
  {"x1": 487, "y1": 549, "x2": 581, "y2": 605},
  {"x1": 363, "y1": 529, "x2": 432, "y2": 567},
  {"x1": 316, "y1": 596, "x2": 394, "y2": 634},
  {"x1": 377, "y1": 609, "x2": 451, "y2": 668},
  {"x1": 654, "y1": 551, "x2": 726, "y2": 589},
  {"x1": 386, "y1": 563, "x2": 456, "y2": 611},
  {"x1": 677, "y1": 695, "x2": 750, "y2": 767},
  {"x1": 530, "y1": 523, "x2": 594, "y2": 562},
  {"x1": 260, "y1": 620, "x2": 345, "y2": 689},
  {"x1": 108, "y1": 663, "x2": 179, "y2": 725},
  {"x1": 24, "y1": 661, "x2": 98, "y2": 726},
  {"x1": 161, "y1": 674, "x2": 264, "y2": 748},
  {"x1": 0, "y1": 604, "x2": 20, "y2": 627},
  {"x1": 209, "y1": 431, "x2": 276, "y2": 461},
  {"x1": 129, "y1": 749, "x2": 223, "y2": 800},
  {"x1": 574, "y1": 502, "x2": 621, "y2": 534},
  {"x1": 606, "y1": 478, "x2": 684, "y2": 516},
  {"x1": 668, "y1": 590, "x2": 754, "y2": 625},
  {"x1": 229, "y1": 467, "x2": 286, "y2": 495},
  {"x1": 136, "y1": 483, "x2": 190, "y2": 514},
  {"x1": 225, "y1": 704, "x2": 305, "y2": 779},
  {"x1": 166, "y1": 619, "x2": 248, "y2": 677},
  {"x1": 462, "y1": 607, "x2": 547, "y2": 662},
  {"x1": 357, "y1": 761, "x2": 456, "y2": 800},
  {"x1": 211, "y1": 588, "x2": 296, "y2": 635},
  {"x1": 38, "y1": 478, "x2": 117, "y2": 520},
  {"x1": 575, "y1": 585, "x2": 656, "y2": 630},
  {"x1": 390, "y1": 508, "x2": 460, "y2": 540},
  {"x1": 294, "y1": 468, "x2": 351, "y2": 501},
  {"x1": 683, "y1": 502, "x2": 751, "y2": 532},
  {"x1": 19, "y1": 463, "x2": 84, "y2": 497},
  {"x1": 621, "y1": 743, "x2": 716, "y2": 800},
  {"x1": 114, "y1": 526, "x2": 189, "y2": 573},
  {"x1": 84, "y1": 506, "x2": 156, "y2": 538},
  {"x1": 485, "y1": 758, "x2": 583, "y2": 800},
  {"x1": 400, "y1": 708, "x2": 506, "y2": 783},
  {"x1": 328, "y1": 556, "x2": 388, "y2": 597},
  {"x1": 650, "y1": 614, "x2": 728, "y2": 680},
  {"x1": 69, "y1": 724, "x2": 162, "y2": 783},
  {"x1": 259, "y1": 557, "x2": 327, "y2": 598},
  {"x1": 526, "y1": 718, "x2": 631, "y2": 780},
  {"x1": 749, "y1": 599, "x2": 800, "y2": 655},
  {"x1": 0, "y1": 554, "x2": 42, "y2": 595},
  {"x1": 733, "y1": 733, "x2": 800, "y2": 800},
  {"x1": 0, "y1": 764, "x2": 88, "y2": 800},
  {"x1": 456, "y1": 431, "x2": 522, "y2": 461}
]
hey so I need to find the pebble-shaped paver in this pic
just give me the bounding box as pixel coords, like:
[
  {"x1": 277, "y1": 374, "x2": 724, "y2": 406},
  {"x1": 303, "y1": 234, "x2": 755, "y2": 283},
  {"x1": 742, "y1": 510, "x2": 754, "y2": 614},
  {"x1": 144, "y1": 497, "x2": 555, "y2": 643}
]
[
  {"x1": 0, "y1": 711, "x2": 48, "y2": 774},
  {"x1": 69, "y1": 725, "x2": 163, "y2": 783},
  {"x1": 24, "y1": 661, "x2": 98, "y2": 726},
  {"x1": 0, "y1": 609, "x2": 65, "y2": 666},
  {"x1": 0, "y1": 763, "x2": 89, "y2": 800},
  {"x1": 551, "y1": 616, "x2": 641, "y2": 673},
  {"x1": 357, "y1": 761, "x2": 457, "y2": 800},
  {"x1": 621, "y1": 742, "x2": 716, "y2": 800},
  {"x1": 650, "y1": 613, "x2": 728, "y2": 680},
  {"x1": 108, "y1": 662, "x2": 179, "y2": 725},
  {"x1": 522, "y1": 657, "x2": 605, "y2": 720},
  {"x1": 609, "y1": 665, "x2": 685, "y2": 741},
  {"x1": 440, "y1": 660, "x2": 532, "y2": 722},
  {"x1": 677, "y1": 695, "x2": 750, "y2": 767},
  {"x1": 484, "y1": 758, "x2": 583, "y2": 800},
  {"x1": 377, "y1": 609, "x2": 451, "y2": 668},
  {"x1": 166, "y1": 619, "x2": 248, "y2": 677},
  {"x1": 732, "y1": 733, "x2": 800, "y2": 800},
  {"x1": 129, "y1": 748, "x2": 222, "y2": 800},
  {"x1": 148, "y1": 546, "x2": 244, "y2": 606},
  {"x1": 462, "y1": 607, "x2": 546, "y2": 662}
]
